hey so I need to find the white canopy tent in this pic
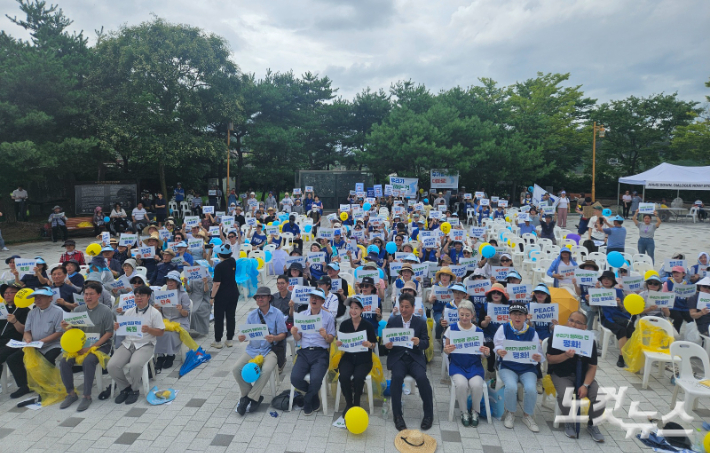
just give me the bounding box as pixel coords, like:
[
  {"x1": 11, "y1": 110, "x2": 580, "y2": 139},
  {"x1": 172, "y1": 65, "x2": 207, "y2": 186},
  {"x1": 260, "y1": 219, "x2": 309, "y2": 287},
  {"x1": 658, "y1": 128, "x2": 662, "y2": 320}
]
[{"x1": 617, "y1": 162, "x2": 710, "y2": 206}]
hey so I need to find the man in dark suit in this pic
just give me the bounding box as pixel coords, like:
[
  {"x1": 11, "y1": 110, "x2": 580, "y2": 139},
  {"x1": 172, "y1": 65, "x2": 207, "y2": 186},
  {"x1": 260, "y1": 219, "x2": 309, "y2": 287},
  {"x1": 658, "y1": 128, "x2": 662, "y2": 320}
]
[{"x1": 385, "y1": 293, "x2": 434, "y2": 431}]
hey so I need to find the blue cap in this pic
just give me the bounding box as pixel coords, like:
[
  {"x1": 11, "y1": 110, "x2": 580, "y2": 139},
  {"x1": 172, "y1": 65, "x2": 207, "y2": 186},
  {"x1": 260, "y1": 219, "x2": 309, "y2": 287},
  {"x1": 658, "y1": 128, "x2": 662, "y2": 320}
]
[
  {"x1": 209, "y1": 238, "x2": 222, "y2": 246},
  {"x1": 35, "y1": 258, "x2": 46, "y2": 264},
  {"x1": 532, "y1": 284, "x2": 550, "y2": 296},
  {"x1": 166, "y1": 271, "x2": 182, "y2": 282},
  {"x1": 506, "y1": 270, "x2": 523, "y2": 281},
  {"x1": 613, "y1": 215, "x2": 625, "y2": 222},
  {"x1": 403, "y1": 253, "x2": 419, "y2": 263},
  {"x1": 645, "y1": 275, "x2": 662, "y2": 284},
  {"x1": 450, "y1": 283, "x2": 467, "y2": 294},
  {"x1": 308, "y1": 288, "x2": 326, "y2": 300},
  {"x1": 214, "y1": 244, "x2": 233, "y2": 256},
  {"x1": 101, "y1": 246, "x2": 114, "y2": 252},
  {"x1": 176, "y1": 241, "x2": 188, "y2": 248},
  {"x1": 28, "y1": 287, "x2": 54, "y2": 298},
  {"x1": 326, "y1": 262, "x2": 340, "y2": 271}
]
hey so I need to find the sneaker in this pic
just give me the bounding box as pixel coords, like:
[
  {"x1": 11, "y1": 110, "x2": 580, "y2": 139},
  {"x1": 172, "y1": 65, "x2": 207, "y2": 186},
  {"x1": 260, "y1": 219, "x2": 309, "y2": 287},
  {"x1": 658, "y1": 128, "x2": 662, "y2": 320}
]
[
  {"x1": 162, "y1": 355, "x2": 175, "y2": 369},
  {"x1": 616, "y1": 356, "x2": 625, "y2": 368},
  {"x1": 114, "y1": 387, "x2": 132, "y2": 404},
  {"x1": 235, "y1": 396, "x2": 249, "y2": 416},
  {"x1": 564, "y1": 423, "x2": 577, "y2": 438},
  {"x1": 461, "y1": 412, "x2": 471, "y2": 427},
  {"x1": 124, "y1": 390, "x2": 140, "y2": 405},
  {"x1": 211, "y1": 342, "x2": 223, "y2": 349},
  {"x1": 470, "y1": 411, "x2": 479, "y2": 427},
  {"x1": 98, "y1": 385, "x2": 113, "y2": 400},
  {"x1": 587, "y1": 425, "x2": 605, "y2": 442},
  {"x1": 503, "y1": 411, "x2": 515, "y2": 429},
  {"x1": 225, "y1": 340, "x2": 234, "y2": 347},
  {"x1": 1, "y1": 247, "x2": 9, "y2": 251},
  {"x1": 303, "y1": 401, "x2": 314, "y2": 416},
  {"x1": 77, "y1": 398, "x2": 92, "y2": 412},
  {"x1": 522, "y1": 414, "x2": 539, "y2": 433},
  {"x1": 536, "y1": 379, "x2": 543, "y2": 394},
  {"x1": 247, "y1": 395, "x2": 264, "y2": 413},
  {"x1": 60, "y1": 394, "x2": 79, "y2": 409}
]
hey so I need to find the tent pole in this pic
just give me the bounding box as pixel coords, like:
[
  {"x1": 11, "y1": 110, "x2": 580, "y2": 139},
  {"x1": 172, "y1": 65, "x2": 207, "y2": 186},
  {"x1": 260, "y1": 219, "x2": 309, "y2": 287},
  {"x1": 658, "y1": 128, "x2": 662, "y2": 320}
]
[
  {"x1": 677, "y1": 189, "x2": 679, "y2": 200},
  {"x1": 616, "y1": 183, "x2": 620, "y2": 215},
  {"x1": 642, "y1": 186, "x2": 645, "y2": 202}
]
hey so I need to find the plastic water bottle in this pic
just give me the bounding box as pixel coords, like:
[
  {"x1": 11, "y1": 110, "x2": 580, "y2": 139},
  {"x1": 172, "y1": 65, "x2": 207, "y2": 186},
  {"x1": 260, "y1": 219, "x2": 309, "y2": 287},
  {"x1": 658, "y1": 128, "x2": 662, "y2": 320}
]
[
  {"x1": 692, "y1": 427, "x2": 703, "y2": 452},
  {"x1": 382, "y1": 398, "x2": 388, "y2": 420}
]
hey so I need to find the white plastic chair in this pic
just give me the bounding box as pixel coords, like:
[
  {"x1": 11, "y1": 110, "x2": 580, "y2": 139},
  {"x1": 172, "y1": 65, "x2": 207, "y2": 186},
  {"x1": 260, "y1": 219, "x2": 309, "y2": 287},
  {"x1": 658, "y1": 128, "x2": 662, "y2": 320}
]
[
  {"x1": 248, "y1": 250, "x2": 267, "y2": 284},
  {"x1": 640, "y1": 316, "x2": 675, "y2": 389},
  {"x1": 571, "y1": 245, "x2": 589, "y2": 263},
  {"x1": 280, "y1": 232, "x2": 295, "y2": 254},
  {"x1": 334, "y1": 374, "x2": 374, "y2": 415},
  {"x1": 633, "y1": 262, "x2": 653, "y2": 278},
  {"x1": 448, "y1": 376, "x2": 493, "y2": 423},
  {"x1": 523, "y1": 250, "x2": 542, "y2": 276},
  {"x1": 136, "y1": 266, "x2": 148, "y2": 276},
  {"x1": 521, "y1": 233, "x2": 537, "y2": 246},
  {"x1": 168, "y1": 201, "x2": 179, "y2": 214},
  {"x1": 111, "y1": 360, "x2": 156, "y2": 397},
  {"x1": 588, "y1": 252, "x2": 607, "y2": 271},
  {"x1": 633, "y1": 254, "x2": 653, "y2": 267},
  {"x1": 1, "y1": 365, "x2": 11, "y2": 394},
  {"x1": 670, "y1": 341, "x2": 710, "y2": 413},
  {"x1": 685, "y1": 207, "x2": 699, "y2": 223},
  {"x1": 289, "y1": 373, "x2": 329, "y2": 415}
]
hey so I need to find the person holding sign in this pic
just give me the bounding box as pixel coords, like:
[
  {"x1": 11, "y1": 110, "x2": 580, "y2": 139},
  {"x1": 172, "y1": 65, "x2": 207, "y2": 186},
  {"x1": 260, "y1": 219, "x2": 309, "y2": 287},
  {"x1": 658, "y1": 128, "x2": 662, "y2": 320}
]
[
  {"x1": 290, "y1": 288, "x2": 336, "y2": 416},
  {"x1": 392, "y1": 263, "x2": 420, "y2": 305},
  {"x1": 546, "y1": 311, "x2": 605, "y2": 442},
  {"x1": 440, "y1": 283, "x2": 469, "y2": 332},
  {"x1": 546, "y1": 249, "x2": 578, "y2": 289},
  {"x1": 573, "y1": 260, "x2": 601, "y2": 332},
  {"x1": 174, "y1": 242, "x2": 194, "y2": 271},
  {"x1": 185, "y1": 266, "x2": 212, "y2": 337},
  {"x1": 5, "y1": 287, "x2": 64, "y2": 399},
  {"x1": 138, "y1": 233, "x2": 163, "y2": 283},
  {"x1": 0, "y1": 283, "x2": 29, "y2": 385},
  {"x1": 153, "y1": 272, "x2": 191, "y2": 370},
  {"x1": 690, "y1": 277, "x2": 710, "y2": 335},
  {"x1": 601, "y1": 215, "x2": 627, "y2": 255},
  {"x1": 57, "y1": 281, "x2": 114, "y2": 411},
  {"x1": 640, "y1": 275, "x2": 670, "y2": 318},
  {"x1": 429, "y1": 267, "x2": 456, "y2": 340},
  {"x1": 358, "y1": 276, "x2": 384, "y2": 330},
  {"x1": 336, "y1": 296, "x2": 377, "y2": 415},
  {"x1": 539, "y1": 214, "x2": 557, "y2": 244},
  {"x1": 690, "y1": 252, "x2": 710, "y2": 284},
  {"x1": 443, "y1": 300, "x2": 489, "y2": 427},
  {"x1": 597, "y1": 271, "x2": 632, "y2": 368},
  {"x1": 150, "y1": 249, "x2": 178, "y2": 287},
  {"x1": 530, "y1": 284, "x2": 558, "y2": 341},
  {"x1": 49, "y1": 265, "x2": 80, "y2": 312},
  {"x1": 385, "y1": 293, "x2": 434, "y2": 431},
  {"x1": 210, "y1": 244, "x2": 239, "y2": 349},
  {"x1": 107, "y1": 285, "x2": 165, "y2": 405},
  {"x1": 14, "y1": 257, "x2": 50, "y2": 289},
  {"x1": 233, "y1": 287, "x2": 287, "y2": 415},
  {"x1": 248, "y1": 223, "x2": 267, "y2": 250},
  {"x1": 479, "y1": 284, "x2": 510, "y2": 373},
  {"x1": 632, "y1": 210, "x2": 661, "y2": 262},
  {"x1": 663, "y1": 266, "x2": 692, "y2": 333},
  {"x1": 493, "y1": 302, "x2": 544, "y2": 432}
]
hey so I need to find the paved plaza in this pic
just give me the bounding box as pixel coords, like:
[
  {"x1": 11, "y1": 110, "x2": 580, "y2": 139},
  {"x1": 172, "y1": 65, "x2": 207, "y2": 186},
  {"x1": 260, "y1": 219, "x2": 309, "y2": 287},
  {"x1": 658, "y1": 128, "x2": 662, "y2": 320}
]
[{"x1": 0, "y1": 215, "x2": 709, "y2": 453}]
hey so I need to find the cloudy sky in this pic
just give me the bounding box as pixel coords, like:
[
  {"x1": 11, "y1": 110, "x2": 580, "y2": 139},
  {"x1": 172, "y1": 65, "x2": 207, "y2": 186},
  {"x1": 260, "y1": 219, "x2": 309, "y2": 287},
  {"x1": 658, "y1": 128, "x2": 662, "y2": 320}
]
[{"x1": 2, "y1": 0, "x2": 709, "y2": 104}]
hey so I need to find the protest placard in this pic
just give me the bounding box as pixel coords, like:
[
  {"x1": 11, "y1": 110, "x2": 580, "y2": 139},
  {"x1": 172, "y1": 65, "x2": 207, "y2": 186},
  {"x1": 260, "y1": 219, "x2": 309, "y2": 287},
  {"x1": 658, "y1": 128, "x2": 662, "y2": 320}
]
[
  {"x1": 491, "y1": 266, "x2": 511, "y2": 281},
  {"x1": 356, "y1": 269, "x2": 380, "y2": 284},
  {"x1": 459, "y1": 257, "x2": 478, "y2": 270},
  {"x1": 674, "y1": 284, "x2": 697, "y2": 299},
  {"x1": 359, "y1": 295, "x2": 377, "y2": 313},
  {"x1": 551, "y1": 325, "x2": 594, "y2": 357},
  {"x1": 664, "y1": 259, "x2": 687, "y2": 271},
  {"x1": 338, "y1": 330, "x2": 368, "y2": 353},
  {"x1": 101, "y1": 232, "x2": 111, "y2": 246},
  {"x1": 696, "y1": 292, "x2": 710, "y2": 310},
  {"x1": 107, "y1": 275, "x2": 131, "y2": 291},
  {"x1": 447, "y1": 329, "x2": 484, "y2": 354},
  {"x1": 15, "y1": 259, "x2": 36, "y2": 278},
  {"x1": 294, "y1": 312, "x2": 323, "y2": 333},
  {"x1": 638, "y1": 203, "x2": 655, "y2": 215},
  {"x1": 184, "y1": 216, "x2": 200, "y2": 228},
  {"x1": 529, "y1": 303, "x2": 559, "y2": 323},
  {"x1": 433, "y1": 286, "x2": 453, "y2": 302},
  {"x1": 317, "y1": 228, "x2": 334, "y2": 240},
  {"x1": 588, "y1": 288, "x2": 618, "y2": 306},
  {"x1": 119, "y1": 233, "x2": 138, "y2": 247},
  {"x1": 501, "y1": 340, "x2": 538, "y2": 363},
  {"x1": 487, "y1": 303, "x2": 509, "y2": 323},
  {"x1": 6, "y1": 340, "x2": 44, "y2": 349},
  {"x1": 63, "y1": 311, "x2": 95, "y2": 327},
  {"x1": 73, "y1": 294, "x2": 85, "y2": 306},
  {"x1": 471, "y1": 227, "x2": 487, "y2": 239},
  {"x1": 444, "y1": 307, "x2": 459, "y2": 325},
  {"x1": 574, "y1": 269, "x2": 598, "y2": 286},
  {"x1": 647, "y1": 291, "x2": 675, "y2": 309},
  {"x1": 119, "y1": 293, "x2": 136, "y2": 311},
  {"x1": 0, "y1": 304, "x2": 8, "y2": 320},
  {"x1": 136, "y1": 246, "x2": 155, "y2": 259},
  {"x1": 307, "y1": 252, "x2": 326, "y2": 265},
  {"x1": 116, "y1": 316, "x2": 143, "y2": 338},
  {"x1": 449, "y1": 264, "x2": 467, "y2": 279},
  {"x1": 288, "y1": 277, "x2": 303, "y2": 292},
  {"x1": 467, "y1": 279, "x2": 492, "y2": 297},
  {"x1": 382, "y1": 328, "x2": 414, "y2": 348},
  {"x1": 285, "y1": 256, "x2": 306, "y2": 268},
  {"x1": 202, "y1": 206, "x2": 214, "y2": 214},
  {"x1": 557, "y1": 264, "x2": 577, "y2": 281},
  {"x1": 292, "y1": 285, "x2": 312, "y2": 305},
  {"x1": 153, "y1": 290, "x2": 179, "y2": 307},
  {"x1": 622, "y1": 275, "x2": 644, "y2": 292},
  {"x1": 239, "y1": 324, "x2": 268, "y2": 341},
  {"x1": 184, "y1": 266, "x2": 206, "y2": 281}
]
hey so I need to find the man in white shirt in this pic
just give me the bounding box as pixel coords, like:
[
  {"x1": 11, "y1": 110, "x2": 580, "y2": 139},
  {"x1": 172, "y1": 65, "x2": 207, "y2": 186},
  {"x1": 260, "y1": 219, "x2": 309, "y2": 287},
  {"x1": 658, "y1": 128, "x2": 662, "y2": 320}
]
[
  {"x1": 131, "y1": 202, "x2": 148, "y2": 233},
  {"x1": 11, "y1": 185, "x2": 28, "y2": 221},
  {"x1": 107, "y1": 285, "x2": 165, "y2": 405}
]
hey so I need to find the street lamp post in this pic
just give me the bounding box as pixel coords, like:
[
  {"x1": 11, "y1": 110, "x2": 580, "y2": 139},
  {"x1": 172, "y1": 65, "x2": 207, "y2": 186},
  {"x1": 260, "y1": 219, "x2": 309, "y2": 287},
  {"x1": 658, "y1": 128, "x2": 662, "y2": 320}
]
[
  {"x1": 592, "y1": 122, "x2": 605, "y2": 202},
  {"x1": 226, "y1": 122, "x2": 233, "y2": 194}
]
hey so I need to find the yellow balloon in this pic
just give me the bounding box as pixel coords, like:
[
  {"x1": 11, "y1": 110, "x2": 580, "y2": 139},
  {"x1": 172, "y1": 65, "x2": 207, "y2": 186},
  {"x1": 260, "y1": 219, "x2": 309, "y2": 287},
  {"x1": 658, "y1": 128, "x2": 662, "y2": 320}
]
[
  {"x1": 60, "y1": 328, "x2": 86, "y2": 353},
  {"x1": 566, "y1": 244, "x2": 573, "y2": 250},
  {"x1": 86, "y1": 243, "x2": 102, "y2": 257},
  {"x1": 256, "y1": 257, "x2": 265, "y2": 270},
  {"x1": 14, "y1": 288, "x2": 35, "y2": 308},
  {"x1": 478, "y1": 242, "x2": 491, "y2": 254},
  {"x1": 505, "y1": 216, "x2": 510, "y2": 222},
  {"x1": 703, "y1": 432, "x2": 710, "y2": 453},
  {"x1": 511, "y1": 242, "x2": 517, "y2": 248},
  {"x1": 344, "y1": 406, "x2": 369, "y2": 434},
  {"x1": 623, "y1": 294, "x2": 645, "y2": 316},
  {"x1": 440, "y1": 222, "x2": 451, "y2": 234},
  {"x1": 644, "y1": 270, "x2": 660, "y2": 280},
  {"x1": 340, "y1": 212, "x2": 348, "y2": 221},
  {"x1": 279, "y1": 224, "x2": 284, "y2": 232},
  {"x1": 239, "y1": 251, "x2": 247, "y2": 258},
  {"x1": 563, "y1": 234, "x2": 567, "y2": 239}
]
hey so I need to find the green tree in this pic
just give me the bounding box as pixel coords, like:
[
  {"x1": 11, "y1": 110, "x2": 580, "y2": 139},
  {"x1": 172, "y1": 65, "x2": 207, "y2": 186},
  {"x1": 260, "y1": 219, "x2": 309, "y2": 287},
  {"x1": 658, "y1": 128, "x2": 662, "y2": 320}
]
[{"x1": 88, "y1": 17, "x2": 241, "y2": 198}]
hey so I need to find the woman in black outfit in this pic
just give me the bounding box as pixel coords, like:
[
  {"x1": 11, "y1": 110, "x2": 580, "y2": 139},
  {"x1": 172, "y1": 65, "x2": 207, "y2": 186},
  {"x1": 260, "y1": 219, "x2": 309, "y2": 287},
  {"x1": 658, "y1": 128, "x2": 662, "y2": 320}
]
[
  {"x1": 210, "y1": 243, "x2": 239, "y2": 349},
  {"x1": 337, "y1": 296, "x2": 377, "y2": 414}
]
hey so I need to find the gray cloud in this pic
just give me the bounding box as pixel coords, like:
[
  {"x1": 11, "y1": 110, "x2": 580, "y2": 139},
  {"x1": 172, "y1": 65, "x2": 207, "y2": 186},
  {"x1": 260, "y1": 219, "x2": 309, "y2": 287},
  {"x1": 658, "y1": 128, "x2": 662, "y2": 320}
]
[{"x1": 1, "y1": 0, "x2": 708, "y2": 103}]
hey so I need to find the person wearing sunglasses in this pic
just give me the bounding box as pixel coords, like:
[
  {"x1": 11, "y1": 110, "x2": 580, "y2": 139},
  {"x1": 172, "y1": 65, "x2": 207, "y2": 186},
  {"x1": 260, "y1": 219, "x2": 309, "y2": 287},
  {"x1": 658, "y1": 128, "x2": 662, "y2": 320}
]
[
  {"x1": 640, "y1": 275, "x2": 670, "y2": 318},
  {"x1": 689, "y1": 277, "x2": 710, "y2": 335}
]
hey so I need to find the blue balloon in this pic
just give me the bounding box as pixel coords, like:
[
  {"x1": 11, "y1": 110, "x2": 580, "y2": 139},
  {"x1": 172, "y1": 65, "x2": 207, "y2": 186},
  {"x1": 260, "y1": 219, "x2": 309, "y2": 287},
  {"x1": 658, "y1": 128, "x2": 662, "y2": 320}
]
[
  {"x1": 367, "y1": 245, "x2": 379, "y2": 254},
  {"x1": 244, "y1": 239, "x2": 250, "y2": 244},
  {"x1": 532, "y1": 257, "x2": 537, "y2": 262},
  {"x1": 386, "y1": 241, "x2": 397, "y2": 254},
  {"x1": 378, "y1": 320, "x2": 387, "y2": 338},
  {"x1": 104, "y1": 216, "x2": 110, "y2": 223},
  {"x1": 241, "y1": 363, "x2": 261, "y2": 383},
  {"x1": 304, "y1": 224, "x2": 312, "y2": 233},
  {"x1": 602, "y1": 208, "x2": 612, "y2": 217},
  {"x1": 264, "y1": 250, "x2": 272, "y2": 262},
  {"x1": 363, "y1": 203, "x2": 371, "y2": 211},
  {"x1": 528, "y1": 186, "x2": 534, "y2": 193},
  {"x1": 607, "y1": 251, "x2": 625, "y2": 268},
  {"x1": 482, "y1": 245, "x2": 496, "y2": 259},
  {"x1": 423, "y1": 199, "x2": 429, "y2": 204}
]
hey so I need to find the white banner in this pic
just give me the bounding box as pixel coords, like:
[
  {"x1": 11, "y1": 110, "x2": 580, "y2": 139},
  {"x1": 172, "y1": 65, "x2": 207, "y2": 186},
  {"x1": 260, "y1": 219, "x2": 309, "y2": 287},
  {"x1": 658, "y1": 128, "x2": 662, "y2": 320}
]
[
  {"x1": 430, "y1": 169, "x2": 459, "y2": 189},
  {"x1": 389, "y1": 176, "x2": 419, "y2": 198}
]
